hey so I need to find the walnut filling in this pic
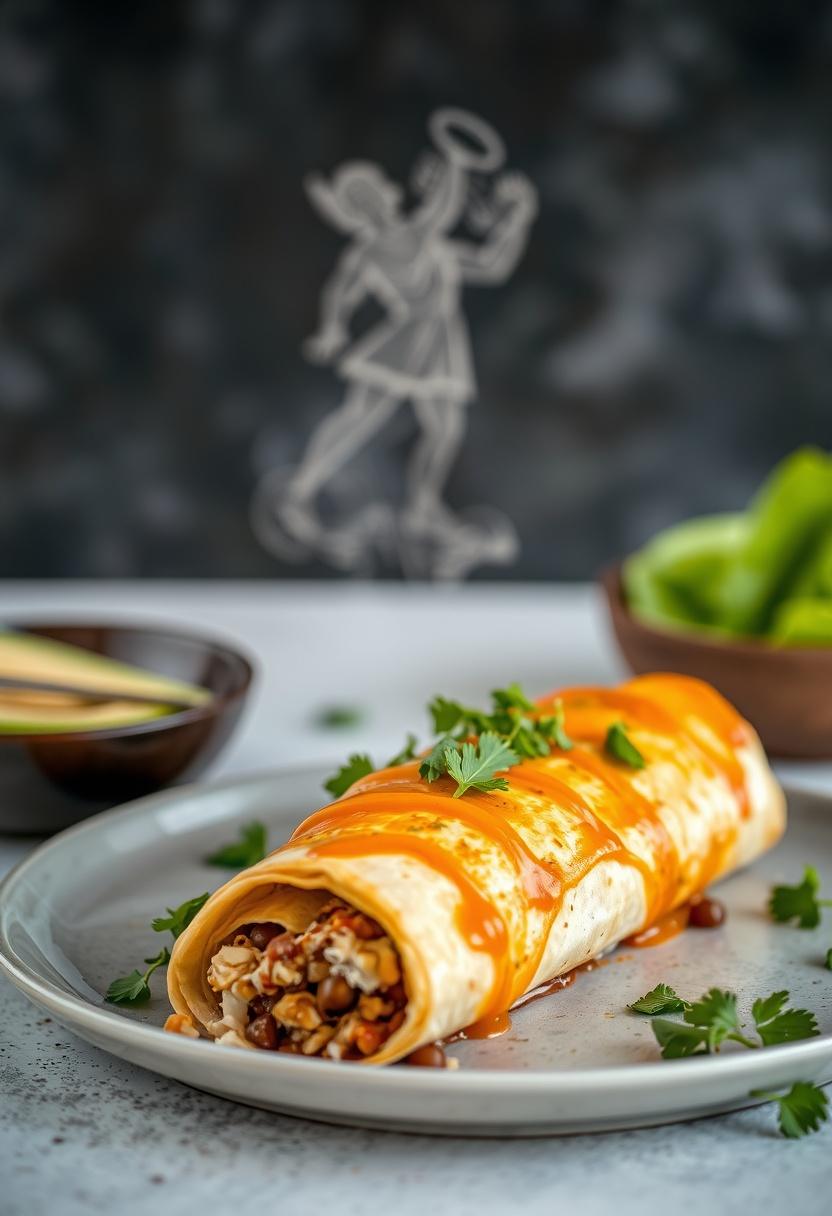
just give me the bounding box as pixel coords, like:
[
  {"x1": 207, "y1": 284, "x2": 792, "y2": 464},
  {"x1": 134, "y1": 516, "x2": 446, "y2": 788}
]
[{"x1": 205, "y1": 899, "x2": 407, "y2": 1059}]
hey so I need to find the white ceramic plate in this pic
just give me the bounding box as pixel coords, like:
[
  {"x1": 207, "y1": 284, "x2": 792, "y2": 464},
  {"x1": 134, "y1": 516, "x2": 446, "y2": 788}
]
[{"x1": 1, "y1": 769, "x2": 831, "y2": 1136}]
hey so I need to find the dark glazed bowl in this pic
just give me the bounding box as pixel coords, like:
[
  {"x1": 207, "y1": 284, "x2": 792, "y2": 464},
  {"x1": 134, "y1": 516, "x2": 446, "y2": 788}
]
[
  {"x1": 601, "y1": 564, "x2": 832, "y2": 759},
  {"x1": 0, "y1": 622, "x2": 254, "y2": 835}
]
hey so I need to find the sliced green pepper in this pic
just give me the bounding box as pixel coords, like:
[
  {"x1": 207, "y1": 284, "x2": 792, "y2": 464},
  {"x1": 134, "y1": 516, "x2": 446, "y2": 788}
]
[
  {"x1": 769, "y1": 598, "x2": 832, "y2": 646},
  {"x1": 711, "y1": 448, "x2": 832, "y2": 635},
  {"x1": 624, "y1": 513, "x2": 747, "y2": 631}
]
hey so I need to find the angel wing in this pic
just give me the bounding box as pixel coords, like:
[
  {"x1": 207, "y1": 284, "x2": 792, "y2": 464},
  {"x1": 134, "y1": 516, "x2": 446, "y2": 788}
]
[{"x1": 304, "y1": 172, "x2": 358, "y2": 234}]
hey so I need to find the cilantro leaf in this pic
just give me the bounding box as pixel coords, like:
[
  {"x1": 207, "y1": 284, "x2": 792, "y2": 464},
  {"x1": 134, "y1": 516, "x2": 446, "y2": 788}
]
[
  {"x1": 646, "y1": 984, "x2": 822, "y2": 1065},
  {"x1": 769, "y1": 867, "x2": 831, "y2": 929},
  {"x1": 651, "y1": 1017, "x2": 710, "y2": 1058},
  {"x1": 387, "y1": 733, "x2": 418, "y2": 768},
  {"x1": 323, "y1": 737, "x2": 419, "y2": 800},
  {"x1": 508, "y1": 723, "x2": 552, "y2": 759},
  {"x1": 537, "y1": 701, "x2": 573, "y2": 751},
  {"x1": 752, "y1": 992, "x2": 819, "y2": 1046},
  {"x1": 444, "y1": 731, "x2": 519, "y2": 798},
  {"x1": 105, "y1": 969, "x2": 151, "y2": 1006},
  {"x1": 206, "y1": 821, "x2": 268, "y2": 869},
  {"x1": 751, "y1": 1082, "x2": 830, "y2": 1139},
  {"x1": 151, "y1": 893, "x2": 210, "y2": 939},
  {"x1": 826, "y1": 947, "x2": 832, "y2": 971},
  {"x1": 629, "y1": 983, "x2": 689, "y2": 1015},
  {"x1": 683, "y1": 988, "x2": 747, "y2": 1051},
  {"x1": 428, "y1": 695, "x2": 494, "y2": 738},
  {"x1": 106, "y1": 946, "x2": 170, "y2": 1006},
  {"x1": 419, "y1": 735, "x2": 456, "y2": 783},
  {"x1": 604, "y1": 722, "x2": 646, "y2": 769},
  {"x1": 429, "y1": 696, "x2": 467, "y2": 734},
  {"x1": 750, "y1": 989, "x2": 789, "y2": 1025},
  {"x1": 314, "y1": 704, "x2": 365, "y2": 729},
  {"x1": 491, "y1": 683, "x2": 536, "y2": 713},
  {"x1": 425, "y1": 686, "x2": 568, "y2": 773},
  {"x1": 324, "y1": 753, "x2": 374, "y2": 798}
]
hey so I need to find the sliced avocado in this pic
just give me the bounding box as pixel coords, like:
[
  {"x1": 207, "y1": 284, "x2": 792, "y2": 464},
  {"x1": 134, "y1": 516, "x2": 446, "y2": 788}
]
[
  {"x1": 0, "y1": 691, "x2": 174, "y2": 733},
  {"x1": 0, "y1": 630, "x2": 210, "y2": 707}
]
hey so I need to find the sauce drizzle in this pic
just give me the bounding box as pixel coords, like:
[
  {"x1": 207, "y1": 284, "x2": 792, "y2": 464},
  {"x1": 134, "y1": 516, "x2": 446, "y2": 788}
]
[{"x1": 278, "y1": 675, "x2": 750, "y2": 1028}]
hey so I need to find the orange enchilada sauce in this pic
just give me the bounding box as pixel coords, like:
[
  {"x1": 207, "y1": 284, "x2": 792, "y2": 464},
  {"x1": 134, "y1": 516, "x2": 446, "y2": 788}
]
[
  {"x1": 283, "y1": 676, "x2": 749, "y2": 1030},
  {"x1": 549, "y1": 680, "x2": 751, "y2": 819}
]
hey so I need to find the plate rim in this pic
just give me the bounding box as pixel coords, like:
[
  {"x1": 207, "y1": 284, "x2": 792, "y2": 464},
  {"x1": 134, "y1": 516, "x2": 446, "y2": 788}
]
[{"x1": 2, "y1": 768, "x2": 832, "y2": 1098}]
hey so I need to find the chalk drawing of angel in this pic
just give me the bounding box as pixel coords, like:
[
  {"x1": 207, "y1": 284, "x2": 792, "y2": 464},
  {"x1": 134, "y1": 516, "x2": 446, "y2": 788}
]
[{"x1": 252, "y1": 108, "x2": 537, "y2": 579}]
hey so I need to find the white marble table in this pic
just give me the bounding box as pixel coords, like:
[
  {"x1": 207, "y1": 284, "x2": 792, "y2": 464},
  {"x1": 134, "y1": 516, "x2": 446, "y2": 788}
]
[{"x1": 1, "y1": 581, "x2": 830, "y2": 1216}]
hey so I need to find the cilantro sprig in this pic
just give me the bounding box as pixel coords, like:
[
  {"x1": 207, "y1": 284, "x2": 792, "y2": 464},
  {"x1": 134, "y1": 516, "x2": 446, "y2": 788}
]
[
  {"x1": 105, "y1": 947, "x2": 171, "y2": 1006},
  {"x1": 769, "y1": 866, "x2": 832, "y2": 930},
  {"x1": 106, "y1": 892, "x2": 209, "y2": 1007},
  {"x1": 443, "y1": 733, "x2": 519, "y2": 798},
  {"x1": 387, "y1": 732, "x2": 419, "y2": 768},
  {"x1": 630, "y1": 982, "x2": 819, "y2": 1058},
  {"x1": 206, "y1": 821, "x2": 268, "y2": 869},
  {"x1": 323, "y1": 685, "x2": 574, "y2": 801},
  {"x1": 629, "y1": 981, "x2": 826, "y2": 1137},
  {"x1": 750, "y1": 1082, "x2": 830, "y2": 1139},
  {"x1": 628, "y1": 982, "x2": 689, "y2": 1015},
  {"x1": 325, "y1": 685, "x2": 578, "y2": 797},
  {"x1": 420, "y1": 686, "x2": 573, "y2": 795},
  {"x1": 324, "y1": 753, "x2": 375, "y2": 798},
  {"x1": 428, "y1": 685, "x2": 573, "y2": 762},
  {"x1": 150, "y1": 892, "x2": 210, "y2": 939}
]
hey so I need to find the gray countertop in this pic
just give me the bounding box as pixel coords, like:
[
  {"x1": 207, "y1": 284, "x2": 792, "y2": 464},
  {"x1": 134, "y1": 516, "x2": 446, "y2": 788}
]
[{"x1": 2, "y1": 582, "x2": 831, "y2": 1215}]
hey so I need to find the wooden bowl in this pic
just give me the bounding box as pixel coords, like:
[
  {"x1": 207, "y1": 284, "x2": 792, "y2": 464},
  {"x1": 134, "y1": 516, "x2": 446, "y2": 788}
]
[
  {"x1": 601, "y1": 564, "x2": 832, "y2": 759},
  {"x1": 0, "y1": 621, "x2": 254, "y2": 834}
]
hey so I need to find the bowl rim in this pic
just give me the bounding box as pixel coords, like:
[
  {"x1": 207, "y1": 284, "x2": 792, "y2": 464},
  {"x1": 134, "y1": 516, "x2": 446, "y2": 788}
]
[
  {"x1": 600, "y1": 561, "x2": 832, "y2": 663},
  {"x1": 0, "y1": 618, "x2": 255, "y2": 745}
]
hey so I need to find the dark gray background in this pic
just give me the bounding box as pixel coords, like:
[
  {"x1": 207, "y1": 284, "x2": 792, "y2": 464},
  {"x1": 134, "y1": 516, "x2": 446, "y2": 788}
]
[{"x1": 2, "y1": 0, "x2": 832, "y2": 580}]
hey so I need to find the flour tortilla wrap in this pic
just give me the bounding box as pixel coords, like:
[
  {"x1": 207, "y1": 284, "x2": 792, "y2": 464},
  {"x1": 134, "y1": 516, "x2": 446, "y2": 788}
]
[{"x1": 168, "y1": 674, "x2": 785, "y2": 1064}]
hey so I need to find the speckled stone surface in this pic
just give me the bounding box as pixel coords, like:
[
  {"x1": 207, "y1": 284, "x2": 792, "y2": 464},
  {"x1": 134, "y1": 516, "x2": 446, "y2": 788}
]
[
  {"x1": 2, "y1": 994, "x2": 832, "y2": 1216},
  {"x1": 2, "y1": 584, "x2": 831, "y2": 1214}
]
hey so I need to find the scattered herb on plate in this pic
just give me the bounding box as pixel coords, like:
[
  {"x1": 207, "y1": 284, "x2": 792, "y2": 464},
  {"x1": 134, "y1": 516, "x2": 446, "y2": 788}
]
[
  {"x1": 206, "y1": 821, "x2": 268, "y2": 869},
  {"x1": 628, "y1": 982, "x2": 689, "y2": 1015},
  {"x1": 314, "y1": 704, "x2": 365, "y2": 729},
  {"x1": 769, "y1": 866, "x2": 832, "y2": 929},
  {"x1": 105, "y1": 947, "x2": 171, "y2": 1007},
  {"x1": 631, "y1": 983, "x2": 818, "y2": 1058},
  {"x1": 106, "y1": 893, "x2": 210, "y2": 1006}
]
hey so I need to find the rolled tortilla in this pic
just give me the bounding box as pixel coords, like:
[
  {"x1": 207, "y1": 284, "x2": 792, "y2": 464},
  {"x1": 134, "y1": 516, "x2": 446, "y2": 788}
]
[{"x1": 168, "y1": 674, "x2": 785, "y2": 1064}]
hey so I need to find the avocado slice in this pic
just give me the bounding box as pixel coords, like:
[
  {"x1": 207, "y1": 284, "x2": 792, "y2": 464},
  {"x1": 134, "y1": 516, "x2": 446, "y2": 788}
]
[
  {"x1": 0, "y1": 690, "x2": 175, "y2": 733},
  {"x1": 0, "y1": 630, "x2": 210, "y2": 709},
  {"x1": 0, "y1": 630, "x2": 211, "y2": 732}
]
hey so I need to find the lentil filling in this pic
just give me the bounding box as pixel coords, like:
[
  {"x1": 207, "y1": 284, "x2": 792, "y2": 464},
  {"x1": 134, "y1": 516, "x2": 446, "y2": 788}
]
[{"x1": 205, "y1": 899, "x2": 407, "y2": 1059}]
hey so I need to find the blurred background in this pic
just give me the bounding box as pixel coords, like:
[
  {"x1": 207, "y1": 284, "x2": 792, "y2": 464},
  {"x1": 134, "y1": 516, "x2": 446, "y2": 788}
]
[{"x1": 2, "y1": 0, "x2": 832, "y2": 581}]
